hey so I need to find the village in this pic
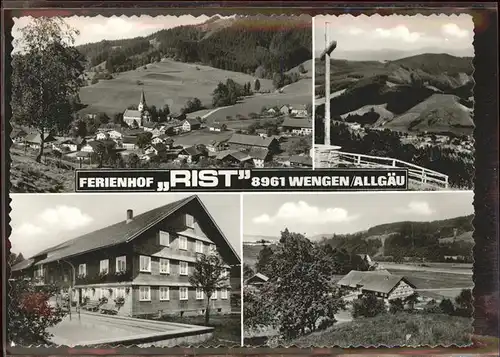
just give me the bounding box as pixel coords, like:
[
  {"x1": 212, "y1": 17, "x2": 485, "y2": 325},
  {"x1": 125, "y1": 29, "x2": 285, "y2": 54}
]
[{"x1": 11, "y1": 90, "x2": 313, "y2": 171}]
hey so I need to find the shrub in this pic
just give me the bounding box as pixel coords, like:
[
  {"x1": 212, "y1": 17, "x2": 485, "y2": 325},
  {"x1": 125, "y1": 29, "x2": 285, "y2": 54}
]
[{"x1": 352, "y1": 294, "x2": 386, "y2": 318}]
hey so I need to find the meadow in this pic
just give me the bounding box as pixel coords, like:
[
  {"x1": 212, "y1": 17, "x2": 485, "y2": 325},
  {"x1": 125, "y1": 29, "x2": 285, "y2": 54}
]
[{"x1": 79, "y1": 59, "x2": 310, "y2": 118}]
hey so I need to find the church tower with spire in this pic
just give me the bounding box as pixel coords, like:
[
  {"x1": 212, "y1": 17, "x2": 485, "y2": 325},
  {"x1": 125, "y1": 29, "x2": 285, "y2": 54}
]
[{"x1": 138, "y1": 90, "x2": 147, "y2": 112}]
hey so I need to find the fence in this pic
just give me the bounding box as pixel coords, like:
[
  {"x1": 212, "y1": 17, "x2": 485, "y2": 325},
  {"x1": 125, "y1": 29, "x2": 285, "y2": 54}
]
[{"x1": 314, "y1": 146, "x2": 449, "y2": 189}]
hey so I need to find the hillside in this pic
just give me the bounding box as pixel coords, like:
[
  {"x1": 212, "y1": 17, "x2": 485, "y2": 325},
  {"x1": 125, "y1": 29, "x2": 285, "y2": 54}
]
[
  {"x1": 78, "y1": 15, "x2": 312, "y2": 78},
  {"x1": 315, "y1": 53, "x2": 474, "y2": 135}
]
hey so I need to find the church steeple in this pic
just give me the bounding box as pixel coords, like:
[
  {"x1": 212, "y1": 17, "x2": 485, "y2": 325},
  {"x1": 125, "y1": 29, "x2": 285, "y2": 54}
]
[{"x1": 138, "y1": 90, "x2": 146, "y2": 112}]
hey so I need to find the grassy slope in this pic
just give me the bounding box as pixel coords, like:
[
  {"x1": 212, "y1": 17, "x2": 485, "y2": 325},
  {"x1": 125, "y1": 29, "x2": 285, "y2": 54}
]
[
  {"x1": 79, "y1": 58, "x2": 310, "y2": 120},
  {"x1": 291, "y1": 312, "x2": 472, "y2": 347}
]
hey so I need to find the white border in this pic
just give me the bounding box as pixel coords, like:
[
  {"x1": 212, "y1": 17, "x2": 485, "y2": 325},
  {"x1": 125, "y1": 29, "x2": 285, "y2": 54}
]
[
  {"x1": 240, "y1": 193, "x2": 244, "y2": 346},
  {"x1": 311, "y1": 16, "x2": 316, "y2": 170}
]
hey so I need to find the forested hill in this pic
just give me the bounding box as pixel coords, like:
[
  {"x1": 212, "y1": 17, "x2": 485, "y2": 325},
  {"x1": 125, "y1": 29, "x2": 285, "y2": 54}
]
[{"x1": 77, "y1": 15, "x2": 312, "y2": 77}]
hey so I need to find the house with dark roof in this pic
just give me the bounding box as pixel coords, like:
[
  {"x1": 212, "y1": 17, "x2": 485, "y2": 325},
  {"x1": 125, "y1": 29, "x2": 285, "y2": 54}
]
[
  {"x1": 288, "y1": 155, "x2": 312, "y2": 168},
  {"x1": 182, "y1": 119, "x2": 201, "y2": 132},
  {"x1": 290, "y1": 104, "x2": 308, "y2": 118},
  {"x1": 248, "y1": 148, "x2": 270, "y2": 168},
  {"x1": 245, "y1": 273, "x2": 269, "y2": 287},
  {"x1": 337, "y1": 270, "x2": 416, "y2": 301},
  {"x1": 178, "y1": 146, "x2": 204, "y2": 163},
  {"x1": 215, "y1": 150, "x2": 252, "y2": 167},
  {"x1": 24, "y1": 133, "x2": 57, "y2": 149},
  {"x1": 227, "y1": 134, "x2": 280, "y2": 155},
  {"x1": 16, "y1": 195, "x2": 240, "y2": 318},
  {"x1": 122, "y1": 136, "x2": 139, "y2": 150},
  {"x1": 281, "y1": 118, "x2": 313, "y2": 136},
  {"x1": 10, "y1": 127, "x2": 28, "y2": 143},
  {"x1": 208, "y1": 123, "x2": 227, "y2": 132}
]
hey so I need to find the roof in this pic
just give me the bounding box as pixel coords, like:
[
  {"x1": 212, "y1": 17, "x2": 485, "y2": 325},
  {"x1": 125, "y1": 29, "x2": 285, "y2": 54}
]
[
  {"x1": 85, "y1": 139, "x2": 116, "y2": 149},
  {"x1": 11, "y1": 258, "x2": 35, "y2": 272},
  {"x1": 248, "y1": 148, "x2": 269, "y2": 160},
  {"x1": 289, "y1": 155, "x2": 312, "y2": 166},
  {"x1": 123, "y1": 109, "x2": 142, "y2": 118},
  {"x1": 24, "y1": 133, "x2": 56, "y2": 144},
  {"x1": 228, "y1": 134, "x2": 277, "y2": 148},
  {"x1": 230, "y1": 151, "x2": 252, "y2": 161},
  {"x1": 282, "y1": 118, "x2": 312, "y2": 129},
  {"x1": 246, "y1": 273, "x2": 269, "y2": 284},
  {"x1": 122, "y1": 136, "x2": 138, "y2": 144},
  {"x1": 10, "y1": 128, "x2": 27, "y2": 138},
  {"x1": 31, "y1": 195, "x2": 240, "y2": 266},
  {"x1": 337, "y1": 270, "x2": 415, "y2": 294},
  {"x1": 184, "y1": 118, "x2": 201, "y2": 126},
  {"x1": 292, "y1": 104, "x2": 308, "y2": 111},
  {"x1": 121, "y1": 129, "x2": 144, "y2": 136},
  {"x1": 180, "y1": 146, "x2": 201, "y2": 156}
]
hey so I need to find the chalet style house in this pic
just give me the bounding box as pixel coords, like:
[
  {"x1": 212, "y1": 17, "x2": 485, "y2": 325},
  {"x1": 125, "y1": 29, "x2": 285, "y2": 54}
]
[
  {"x1": 11, "y1": 195, "x2": 241, "y2": 318},
  {"x1": 337, "y1": 270, "x2": 416, "y2": 302}
]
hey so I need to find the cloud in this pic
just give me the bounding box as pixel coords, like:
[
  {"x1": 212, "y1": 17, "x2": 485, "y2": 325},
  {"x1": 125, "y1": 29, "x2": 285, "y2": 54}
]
[
  {"x1": 15, "y1": 223, "x2": 46, "y2": 236},
  {"x1": 374, "y1": 25, "x2": 422, "y2": 43},
  {"x1": 39, "y1": 205, "x2": 93, "y2": 230},
  {"x1": 441, "y1": 23, "x2": 469, "y2": 38},
  {"x1": 398, "y1": 201, "x2": 435, "y2": 216},
  {"x1": 252, "y1": 201, "x2": 358, "y2": 225}
]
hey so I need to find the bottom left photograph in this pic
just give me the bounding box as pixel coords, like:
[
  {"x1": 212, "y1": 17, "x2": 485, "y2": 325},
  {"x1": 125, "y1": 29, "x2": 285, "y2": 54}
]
[{"x1": 7, "y1": 193, "x2": 242, "y2": 348}]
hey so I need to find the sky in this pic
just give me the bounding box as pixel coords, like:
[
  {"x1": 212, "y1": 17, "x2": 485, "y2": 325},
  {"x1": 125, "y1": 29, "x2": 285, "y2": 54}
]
[
  {"x1": 10, "y1": 193, "x2": 241, "y2": 259},
  {"x1": 243, "y1": 191, "x2": 474, "y2": 240},
  {"x1": 314, "y1": 14, "x2": 474, "y2": 60},
  {"x1": 12, "y1": 15, "x2": 212, "y2": 48}
]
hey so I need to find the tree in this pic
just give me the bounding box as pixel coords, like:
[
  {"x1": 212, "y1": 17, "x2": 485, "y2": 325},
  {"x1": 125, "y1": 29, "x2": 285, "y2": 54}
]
[
  {"x1": 255, "y1": 245, "x2": 274, "y2": 277},
  {"x1": 127, "y1": 153, "x2": 140, "y2": 168},
  {"x1": 189, "y1": 252, "x2": 228, "y2": 325},
  {"x1": 352, "y1": 294, "x2": 386, "y2": 318},
  {"x1": 405, "y1": 292, "x2": 420, "y2": 311},
  {"x1": 8, "y1": 279, "x2": 67, "y2": 345},
  {"x1": 9, "y1": 252, "x2": 25, "y2": 266},
  {"x1": 243, "y1": 286, "x2": 273, "y2": 331},
  {"x1": 71, "y1": 119, "x2": 87, "y2": 138},
  {"x1": 439, "y1": 298, "x2": 455, "y2": 315},
  {"x1": 183, "y1": 97, "x2": 203, "y2": 114},
  {"x1": 298, "y1": 63, "x2": 307, "y2": 74},
  {"x1": 287, "y1": 137, "x2": 310, "y2": 155},
  {"x1": 136, "y1": 132, "x2": 153, "y2": 149},
  {"x1": 11, "y1": 17, "x2": 85, "y2": 162},
  {"x1": 454, "y1": 288, "x2": 473, "y2": 317},
  {"x1": 254, "y1": 79, "x2": 261, "y2": 92},
  {"x1": 389, "y1": 298, "x2": 405, "y2": 314},
  {"x1": 263, "y1": 229, "x2": 345, "y2": 339}
]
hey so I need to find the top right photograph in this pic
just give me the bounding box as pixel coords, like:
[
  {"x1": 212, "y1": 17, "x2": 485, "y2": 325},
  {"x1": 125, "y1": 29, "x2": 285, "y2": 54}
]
[{"x1": 313, "y1": 14, "x2": 474, "y2": 191}]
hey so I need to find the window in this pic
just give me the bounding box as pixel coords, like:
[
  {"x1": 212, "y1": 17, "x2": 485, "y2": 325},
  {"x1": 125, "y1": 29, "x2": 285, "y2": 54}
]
[
  {"x1": 179, "y1": 287, "x2": 188, "y2": 301},
  {"x1": 116, "y1": 287, "x2": 126, "y2": 298},
  {"x1": 36, "y1": 264, "x2": 44, "y2": 278},
  {"x1": 159, "y1": 231, "x2": 170, "y2": 246},
  {"x1": 185, "y1": 214, "x2": 194, "y2": 228},
  {"x1": 180, "y1": 261, "x2": 188, "y2": 276},
  {"x1": 196, "y1": 288, "x2": 204, "y2": 300},
  {"x1": 63, "y1": 274, "x2": 68, "y2": 282},
  {"x1": 160, "y1": 287, "x2": 170, "y2": 301},
  {"x1": 78, "y1": 264, "x2": 87, "y2": 277},
  {"x1": 179, "y1": 236, "x2": 187, "y2": 250},
  {"x1": 221, "y1": 288, "x2": 228, "y2": 300},
  {"x1": 100, "y1": 259, "x2": 109, "y2": 274},
  {"x1": 139, "y1": 255, "x2": 151, "y2": 272},
  {"x1": 116, "y1": 256, "x2": 126, "y2": 272},
  {"x1": 211, "y1": 290, "x2": 218, "y2": 300},
  {"x1": 160, "y1": 259, "x2": 170, "y2": 274},
  {"x1": 100, "y1": 288, "x2": 106, "y2": 299},
  {"x1": 196, "y1": 240, "x2": 204, "y2": 253},
  {"x1": 139, "y1": 286, "x2": 151, "y2": 301}
]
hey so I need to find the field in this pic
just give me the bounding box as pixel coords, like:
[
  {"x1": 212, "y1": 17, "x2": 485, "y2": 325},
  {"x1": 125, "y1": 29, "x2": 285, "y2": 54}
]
[
  {"x1": 289, "y1": 312, "x2": 472, "y2": 347},
  {"x1": 79, "y1": 59, "x2": 310, "y2": 118}
]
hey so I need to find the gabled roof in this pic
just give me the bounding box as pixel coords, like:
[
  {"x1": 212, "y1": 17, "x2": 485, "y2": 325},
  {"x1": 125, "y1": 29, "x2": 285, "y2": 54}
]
[
  {"x1": 248, "y1": 148, "x2": 269, "y2": 160},
  {"x1": 246, "y1": 273, "x2": 269, "y2": 284},
  {"x1": 289, "y1": 155, "x2": 312, "y2": 166},
  {"x1": 337, "y1": 270, "x2": 415, "y2": 294},
  {"x1": 228, "y1": 134, "x2": 277, "y2": 148},
  {"x1": 123, "y1": 109, "x2": 142, "y2": 118},
  {"x1": 282, "y1": 118, "x2": 312, "y2": 129},
  {"x1": 10, "y1": 128, "x2": 28, "y2": 138},
  {"x1": 122, "y1": 136, "x2": 138, "y2": 144},
  {"x1": 11, "y1": 258, "x2": 35, "y2": 272},
  {"x1": 184, "y1": 118, "x2": 201, "y2": 126},
  {"x1": 180, "y1": 146, "x2": 201, "y2": 156},
  {"x1": 31, "y1": 195, "x2": 240, "y2": 266},
  {"x1": 25, "y1": 133, "x2": 56, "y2": 144}
]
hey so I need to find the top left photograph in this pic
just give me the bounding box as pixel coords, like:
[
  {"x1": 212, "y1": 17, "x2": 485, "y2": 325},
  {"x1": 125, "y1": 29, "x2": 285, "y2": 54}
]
[{"x1": 9, "y1": 14, "x2": 313, "y2": 193}]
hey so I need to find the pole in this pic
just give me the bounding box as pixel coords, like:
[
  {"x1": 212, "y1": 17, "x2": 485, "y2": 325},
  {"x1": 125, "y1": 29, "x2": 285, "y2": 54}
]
[
  {"x1": 324, "y1": 22, "x2": 331, "y2": 146},
  {"x1": 62, "y1": 260, "x2": 80, "y2": 321}
]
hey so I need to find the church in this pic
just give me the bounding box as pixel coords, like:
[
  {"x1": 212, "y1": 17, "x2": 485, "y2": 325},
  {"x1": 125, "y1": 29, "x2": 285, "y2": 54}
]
[{"x1": 123, "y1": 90, "x2": 151, "y2": 128}]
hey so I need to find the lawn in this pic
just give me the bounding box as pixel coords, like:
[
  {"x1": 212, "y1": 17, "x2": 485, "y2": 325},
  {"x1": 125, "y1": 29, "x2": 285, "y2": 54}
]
[
  {"x1": 79, "y1": 59, "x2": 279, "y2": 115},
  {"x1": 290, "y1": 312, "x2": 472, "y2": 347},
  {"x1": 159, "y1": 314, "x2": 241, "y2": 347}
]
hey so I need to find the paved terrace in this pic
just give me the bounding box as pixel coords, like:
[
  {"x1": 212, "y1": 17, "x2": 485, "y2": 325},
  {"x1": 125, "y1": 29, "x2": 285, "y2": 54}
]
[{"x1": 47, "y1": 311, "x2": 213, "y2": 347}]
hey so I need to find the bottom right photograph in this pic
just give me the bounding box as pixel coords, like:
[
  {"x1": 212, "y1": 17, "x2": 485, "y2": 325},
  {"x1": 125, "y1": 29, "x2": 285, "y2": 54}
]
[{"x1": 242, "y1": 191, "x2": 474, "y2": 348}]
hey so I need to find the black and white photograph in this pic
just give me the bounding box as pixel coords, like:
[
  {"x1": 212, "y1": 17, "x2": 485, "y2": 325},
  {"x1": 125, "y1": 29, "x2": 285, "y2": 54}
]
[
  {"x1": 242, "y1": 191, "x2": 473, "y2": 347},
  {"x1": 10, "y1": 14, "x2": 313, "y2": 193},
  {"x1": 7, "y1": 194, "x2": 242, "y2": 347},
  {"x1": 313, "y1": 15, "x2": 474, "y2": 190}
]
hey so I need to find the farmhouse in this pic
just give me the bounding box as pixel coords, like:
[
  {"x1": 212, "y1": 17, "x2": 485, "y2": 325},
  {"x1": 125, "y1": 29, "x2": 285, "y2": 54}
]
[
  {"x1": 215, "y1": 150, "x2": 252, "y2": 166},
  {"x1": 245, "y1": 273, "x2": 269, "y2": 287},
  {"x1": 152, "y1": 135, "x2": 174, "y2": 148},
  {"x1": 281, "y1": 118, "x2": 313, "y2": 136},
  {"x1": 178, "y1": 146, "x2": 203, "y2": 163},
  {"x1": 290, "y1": 104, "x2": 308, "y2": 118},
  {"x1": 144, "y1": 144, "x2": 167, "y2": 158},
  {"x1": 54, "y1": 137, "x2": 86, "y2": 152},
  {"x1": 248, "y1": 148, "x2": 270, "y2": 168},
  {"x1": 337, "y1": 270, "x2": 416, "y2": 301},
  {"x1": 24, "y1": 133, "x2": 57, "y2": 149},
  {"x1": 11, "y1": 195, "x2": 241, "y2": 318},
  {"x1": 207, "y1": 140, "x2": 227, "y2": 153},
  {"x1": 81, "y1": 140, "x2": 117, "y2": 153},
  {"x1": 122, "y1": 136, "x2": 139, "y2": 150},
  {"x1": 288, "y1": 155, "x2": 312, "y2": 168},
  {"x1": 96, "y1": 131, "x2": 110, "y2": 140},
  {"x1": 11, "y1": 127, "x2": 28, "y2": 143},
  {"x1": 227, "y1": 134, "x2": 280, "y2": 155},
  {"x1": 279, "y1": 105, "x2": 291, "y2": 115},
  {"x1": 182, "y1": 119, "x2": 202, "y2": 132},
  {"x1": 208, "y1": 123, "x2": 227, "y2": 132}
]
